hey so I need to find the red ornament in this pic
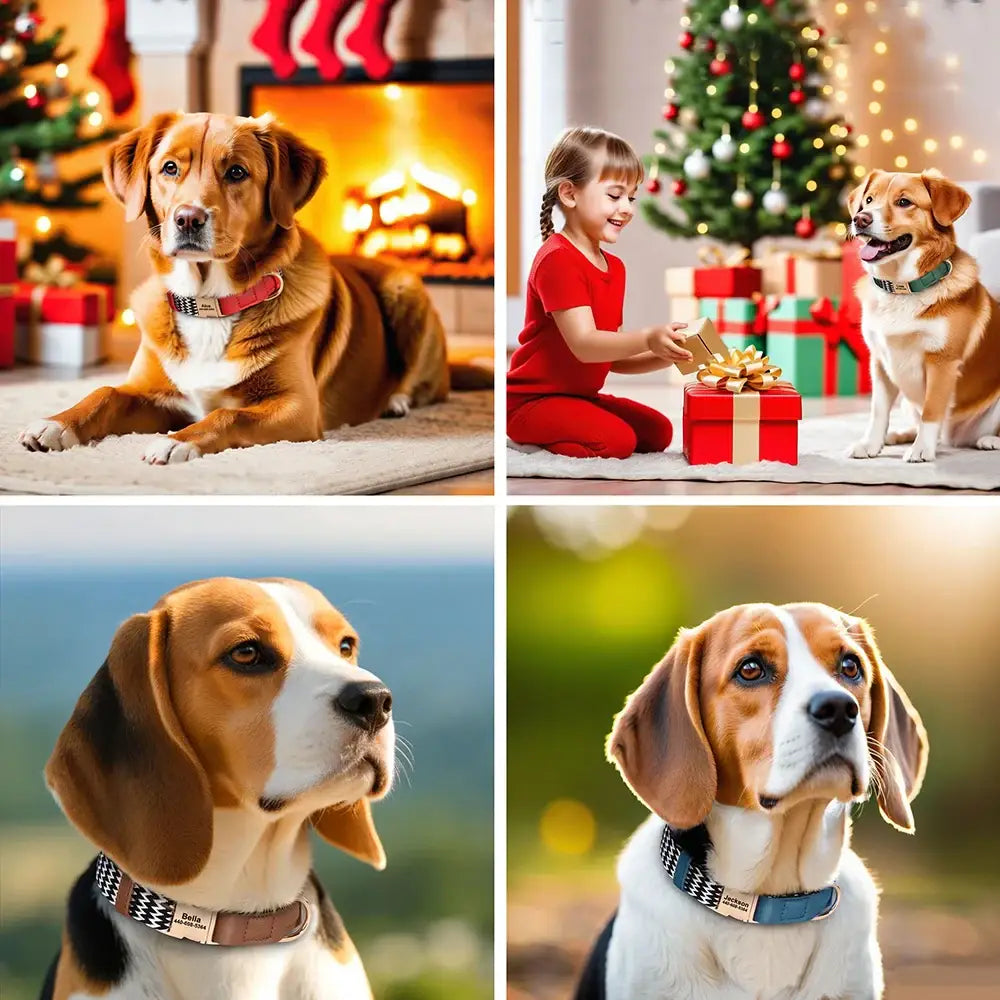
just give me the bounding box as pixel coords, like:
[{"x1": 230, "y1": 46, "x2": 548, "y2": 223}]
[
  {"x1": 703, "y1": 38, "x2": 717, "y2": 54},
  {"x1": 742, "y1": 109, "x2": 766, "y2": 131},
  {"x1": 815, "y1": 26, "x2": 825, "y2": 37},
  {"x1": 662, "y1": 103, "x2": 679, "y2": 121},
  {"x1": 646, "y1": 177, "x2": 662, "y2": 194},
  {"x1": 14, "y1": 13, "x2": 41, "y2": 40},
  {"x1": 763, "y1": 0, "x2": 776, "y2": 6},
  {"x1": 709, "y1": 57, "x2": 732, "y2": 76},
  {"x1": 772, "y1": 139, "x2": 793, "y2": 160},
  {"x1": 679, "y1": 31, "x2": 695, "y2": 49},
  {"x1": 789, "y1": 63, "x2": 806, "y2": 82},
  {"x1": 795, "y1": 216, "x2": 817, "y2": 239},
  {"x1": 789, "y1": 88, "x2": 805, "y2": 105},
  {"x1": 26, "y1": 90, "x2": 46, "y2": 109},
  {"x1": 671, "y1": 179, "x2": 688, "y2": 196},
  {"x1": 844, "y1": 123, "x2": 853, "y2": 134}
]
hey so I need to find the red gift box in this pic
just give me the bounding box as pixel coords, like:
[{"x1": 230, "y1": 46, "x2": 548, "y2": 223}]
[
  {"x1": 693, "y1": 266, "x2": 762, "y2": 298},
  {"x1": 14, "y1": 281, "x2": 115, "y2": 325},
  {"x1": 841, "y1": 240, "x2": 865, "y2": 326},
  {"x1": 825, "y1": 318, "x2": 872, "y2": 395},
  {"x1": 0, "y1": 288, "x2": 13, "y2": 367},
  {"x1": 683, "y1": 383, "x2": 802, "y2": 465}
]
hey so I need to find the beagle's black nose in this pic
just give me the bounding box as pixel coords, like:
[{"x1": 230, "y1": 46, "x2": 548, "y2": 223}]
[
  {"x1": 336, "y1": 681, "x2": 392, "y2": 733},
  {"x1": 807, "y1": 691, "x2": 859, "y2": 738},
  {"x1": 174, "y1": 204, "x2": 208, "y2": 233},
  {"x1": 853, "y1": 210, "x2": 873, "y2": 231}
]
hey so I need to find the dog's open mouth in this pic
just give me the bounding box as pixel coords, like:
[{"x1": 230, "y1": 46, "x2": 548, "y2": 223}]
[{"x1": 858, "y1": 233, "x2": 912, "y2": 262}]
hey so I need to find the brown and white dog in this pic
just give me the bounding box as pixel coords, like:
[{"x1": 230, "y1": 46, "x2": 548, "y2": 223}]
[
  {"x1": 848, "y1": 168, "x2": 1000, "y2": 462},
  {"x1": 41, "y1": 577, "x2": 394, "y2": 1000},
  {"x1": 577, "y1": 603, "x2": 928, "y2": 1000},
  {"x1": 19, "y1": 112, "x2": 452, "y2": 464}
]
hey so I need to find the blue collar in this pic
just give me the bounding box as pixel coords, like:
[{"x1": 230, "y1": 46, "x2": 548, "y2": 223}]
[{"x1": 659, "y1": 825, "x2": 839, "y2": 926}]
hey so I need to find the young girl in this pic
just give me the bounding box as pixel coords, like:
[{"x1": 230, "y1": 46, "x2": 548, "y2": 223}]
[{"x1": 507, "y1": 126, "x2": 692, "y2": 459}]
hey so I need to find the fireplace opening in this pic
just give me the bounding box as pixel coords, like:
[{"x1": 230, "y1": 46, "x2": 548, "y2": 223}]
[{"x1": 242, "y1": 60, "x2": 494, "y2": 284}]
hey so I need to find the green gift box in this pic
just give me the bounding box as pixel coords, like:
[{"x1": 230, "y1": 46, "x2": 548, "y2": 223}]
[{"x1": 699, "y1": 297, "x2": 766, "y2": 353}]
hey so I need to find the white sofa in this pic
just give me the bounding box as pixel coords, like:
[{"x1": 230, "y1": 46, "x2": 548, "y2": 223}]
[{"x1": 954, "y1": 181, "x2": 1000, "y2": 298}]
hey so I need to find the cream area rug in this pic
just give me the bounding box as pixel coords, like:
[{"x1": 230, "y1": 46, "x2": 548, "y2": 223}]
[
  {"x1": 508, "y1": 411, "x2": 1000, "y2": 491},
  {"x1": 0, "y1": 375, "x2": 493, "y2": 495}
]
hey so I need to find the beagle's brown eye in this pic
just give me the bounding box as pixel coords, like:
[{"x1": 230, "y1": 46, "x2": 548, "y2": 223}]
[
  {"x1": 839, "y1": 653, "x2": 863, "y2": 681},
  {"x1": 735, "y1": 657, "x2": 768, "y2": 685},
  {"x1": 339, "y1": 637, "x2": 356, "y2": 657},
  {"x1": 223, "y1": 641, "x2": 277, "y2": 674},
  {"x1": 229, "y1": 642, "x2": 260, "y2": 666},
  {"x1": 162, "y1": 160, "x2": 179, "y2": 177},
  {"x1": 225, "y1": 164, "x2": 248, "y2": 182},
  {"x1": 896, "y1": 197, "x2": 912, "y2": 207}
]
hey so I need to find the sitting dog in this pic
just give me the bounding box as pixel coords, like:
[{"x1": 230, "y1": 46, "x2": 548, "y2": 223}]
[
  {"x1": 848, "y1": 168, "x2": 1000, "y2": 462},
  {"x1": 19, "y1": 112, "x2": 452, "y2": 464},
  {"x1": 41, "y1": 577, "x2": 394, "y2": 999},
  {"x1": 576, "y1": 603, "x2": 927, "y2": 1000}
]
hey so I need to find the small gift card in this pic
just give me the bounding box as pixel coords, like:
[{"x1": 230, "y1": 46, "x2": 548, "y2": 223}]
[{"x1": 674, "y1": 317, "x2": 728, "y2": 376}]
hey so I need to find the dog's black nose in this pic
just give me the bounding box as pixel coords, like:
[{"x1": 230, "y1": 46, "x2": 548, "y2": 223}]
[
  {"x1": 335, "y1": 681, "x2": 392, "y2": 733},
  {"x1": 853, "y1": 210, "x2": 873, "y2": 231},
  {"x1": 807, "y1": 691, "x2": 859, "y2": 738},
  {"x1": 174, "y1": 204, "x2": 208, "y2": 233}
]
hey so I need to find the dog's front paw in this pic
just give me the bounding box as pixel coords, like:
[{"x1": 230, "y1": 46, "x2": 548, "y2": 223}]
[
  {"x1": 18, "y1": 419, "x2": 80, "y2": 453},
  {"x1": 903, "y1": 439, "x2": 937, "y2": 463},
  {"x1": 383, "y1": 393, "x2": 411, "y2": 418},
  {"x1": 142, "y1": 437, "x2": 202, "y2": 465},
  {"x1": 975, "y1": 434, "x2": 1000, "y2": 450},
  {"x1": 849, "y1": 438, "x2": 883, "y2": 459}
]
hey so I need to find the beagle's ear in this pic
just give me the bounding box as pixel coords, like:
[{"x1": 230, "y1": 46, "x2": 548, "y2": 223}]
[
  {"x1": 853, "y1": 619, "x2": 929, "y2": 833},
  {"x1": 45, "y1": 611, "x2": 213, "y2": 885},
  {"x1": 606, "y1": 627, "x2": 716, "y2": 830},
  {"x1": 848, "y1": 169, "x2": 883, "y2": 217},
  {"x1": 920, "y1": 171, "x2": 971, "y2": 228},
  {"x1": 103, "y1": 112, "x2": 179, "y2": 222},
  {"x1": 311, "y1": 800, "x2": 386, "y2": 870},
  {"x1": 254, "y1": 116, "x2": 327, "y2": 229}
]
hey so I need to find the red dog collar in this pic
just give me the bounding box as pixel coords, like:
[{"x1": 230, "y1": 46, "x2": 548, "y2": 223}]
[{"x1": 167, "y1": 271, "x2": 283, "y2": 319}]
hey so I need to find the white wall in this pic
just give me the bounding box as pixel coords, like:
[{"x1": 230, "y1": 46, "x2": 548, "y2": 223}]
[{"x1": 513, "y1": 0, "x2": 1000, "y2": 335}]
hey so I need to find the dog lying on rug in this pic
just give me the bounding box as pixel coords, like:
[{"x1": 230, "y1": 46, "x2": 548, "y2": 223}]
[
  {"x1": 848, "y1": 168, "x2": 1000, "y2": 463},
  {"x1": 576, "y1": 603, "x2": 927, "y2": 1000},
  {"x1": 19, "y1": 112, "x2": 466, "y2": 464}
]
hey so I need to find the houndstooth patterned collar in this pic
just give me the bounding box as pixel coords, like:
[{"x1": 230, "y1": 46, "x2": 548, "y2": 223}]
[{"x1": 658, "y1": 825, "x2": 840, "y2": 925}]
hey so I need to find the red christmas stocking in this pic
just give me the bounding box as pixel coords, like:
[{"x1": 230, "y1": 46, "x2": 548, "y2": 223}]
[
  {"x1": 344, "y1": 0, "x2": 402, "y2": 80},
  {"x1": 251, "y1": 0, "x2": 310, "y2": 79},
  {"x1": 90, "y1": 0, "x2": 135, "y2": 115},
  {"x1": 300, "y1": 0, "x2": 356, "y2": 81}
]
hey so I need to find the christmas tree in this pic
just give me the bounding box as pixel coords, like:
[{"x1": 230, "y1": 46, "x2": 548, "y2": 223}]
[
  {"x1": 0, "y1": 1, "x2": 120, "y2": 211},
  {"x1": 644, "y1": 0, "x2": 856, "y2": 254}
]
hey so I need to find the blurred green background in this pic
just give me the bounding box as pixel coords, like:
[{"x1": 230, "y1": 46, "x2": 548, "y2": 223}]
[
  {"x1": 0, "y1": 506, "x2": 493, "y2": 1000},
  {"x1": 507, "y1": 504, "x2": 1000, "y2": 1000}
]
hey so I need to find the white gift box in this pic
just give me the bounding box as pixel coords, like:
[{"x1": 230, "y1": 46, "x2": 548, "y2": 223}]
[{"x1": 16, "y1": 321, "x2": 107, "y2": 368}]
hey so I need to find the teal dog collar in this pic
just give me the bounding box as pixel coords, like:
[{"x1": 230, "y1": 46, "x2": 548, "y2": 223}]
[
  {"x1": 872, "y1": 258, "x2": 952, "y2": 295},
  {"x1": 659, "y1": 825, "x2": 839, "y2": 926}
]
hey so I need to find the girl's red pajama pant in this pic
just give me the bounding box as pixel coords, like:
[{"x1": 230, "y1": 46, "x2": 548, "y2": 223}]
[{"x1": 507, "y1": 393, "x2": 673, "y2": 459}]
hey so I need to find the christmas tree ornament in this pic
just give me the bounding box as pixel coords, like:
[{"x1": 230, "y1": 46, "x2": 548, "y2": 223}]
[
  {"x1": 712, "y1": 126, "x2": 736, "y2": 162},
  {"x1": 763, "y1": 185, "x2": 788, "y2": 215},
  {"x1": 720, "y1": 3, "x2": 745, "y2": 32},
  {"x1": 646, "y1": 178, "x2": 661, "y2": 194},
  {"x1": 742, "y1": 108, "x2": 765, "y2": 131},
  {"x1": 662, "y1": 103, "x2": 679, "y2": 121},
  {"x1": 762, "y1": 0, "x2": 776, "y2": 6},
  {"x1": 789, "y1": 87, "x2": 805, "y2": 105},
  {"x1": 806, "y1": 73, "x2": 824, "y2": 88},
  {"x1": 771, "y1": 138, "x2": 793, "y2": 160},
  {"x1": 795, "y1": 207, "x2": 817, "y2": 238},
  {"x1": 684, "y1": 149, "x2": 711, "y2": 180},
  {"x1": 703, "y1": 37, "x2": 717, "y2": 54},
  {"x1": 731, "y1": 184, "x2": 754, "y2": 209},
  {"x1": 789, "y1": 62, "x2": 806, "y2": 82},
  {"x1": 678, "y1": 107, "x2": 698, "y2": 128},
  {"x1": 804, "y1": 97, "x2": 826, "y2": 120},
  {"x1": 47, "y1": 76, "x2": 67, "y2": 100},
  {"x1": 0, "y1": 37, "x2": 25, "y2": 67},
  {"x1": 672, "y1": 178, "x2": 688, "y2": 196},
  {"x1": 679, "y1": 30, "x2": 694, "y2": 49},
  {"x1": 709, "y1": 55, "x2": 733, "y2": 76},
  {"x1": 24, "y1": 83, "x2": 46, "y2": 109},
  {"x1": 14, "y1": 10, "x2": 41, "y2": 40}
]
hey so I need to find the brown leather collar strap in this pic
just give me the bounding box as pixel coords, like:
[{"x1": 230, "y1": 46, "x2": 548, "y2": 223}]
[
  {"x1": 167, "y1": 271, "x2": 284, "y2": 319},
  {"x1": 95, "y1": 853, "x2": 310, "y2": 947}
]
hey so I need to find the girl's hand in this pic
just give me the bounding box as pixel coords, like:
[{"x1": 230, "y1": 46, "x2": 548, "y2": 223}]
[{"x1": 644, "y1": 323, "x2": 693, "y2": 362}]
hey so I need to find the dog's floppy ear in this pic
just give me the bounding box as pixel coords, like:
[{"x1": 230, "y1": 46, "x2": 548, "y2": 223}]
[
  {"x1": 606, "y1": 627, "x2": 716, "y2": 830},
  {"x1": 851, "y1": 618, "x2": 928, "y2": 833},
  {"x1": 254, "y1": 115, "x2": 327, "y2": 229},
  {"x1": 103, "y1": 112, "x2": 179, "y2": 222},
  {"x1": 848, "y1": 169, "x2": 883, "y2": 217},
  {"x1": 920, "y1": 170, "x2": 971, "y2": 228},
  {"x1": 45, "y1": 611, "x2": 214, "y2": 885},
  {"x1": 311, "y1": 799, "x2": 386, "y2": 870}
]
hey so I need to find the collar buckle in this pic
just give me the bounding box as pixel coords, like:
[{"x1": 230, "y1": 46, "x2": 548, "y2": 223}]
[{"x1": 263, "y1": 271, "x2": 284, "y2": 302}]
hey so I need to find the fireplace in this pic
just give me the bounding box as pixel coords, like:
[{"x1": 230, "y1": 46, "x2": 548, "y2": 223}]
[{"x1": 241, "y1": 59, "x2": 494, "y2": 285}]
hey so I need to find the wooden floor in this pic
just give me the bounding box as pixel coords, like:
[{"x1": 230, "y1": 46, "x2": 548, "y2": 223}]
[{"x1": 506, "y1": 377, "x2": 982, "y2": 497}]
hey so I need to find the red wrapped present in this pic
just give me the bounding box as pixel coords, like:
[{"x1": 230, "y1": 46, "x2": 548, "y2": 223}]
[
  {"x1": 0, "y1": 285, "x2": 13, "y2": 368},
  {"x1": 840, "y1": 239, "x2": 865, "y2": 326},
  {"x1": 825, "y1": 318, "x2": 872, "y2": 395},
  {"x1": 14, "y1": 280, "x2": 115, "y2": 326},
  {"x1": 683, "y1": 348, "x2": 802, "y2": 465},
  {"x1": 692, "y1": 245, "x2": 762, "y2": 298},
  {"x1": 0, "y1": 219, "x2": 16, "y2": 284}
]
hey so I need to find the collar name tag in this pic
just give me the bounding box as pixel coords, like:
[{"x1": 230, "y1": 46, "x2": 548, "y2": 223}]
[
  {"x1": 716, "y1": 889, "x2": 759, "y2": 922},
  {"x1": 167, "y1": 904, "x2": 219, "y2": 944}
]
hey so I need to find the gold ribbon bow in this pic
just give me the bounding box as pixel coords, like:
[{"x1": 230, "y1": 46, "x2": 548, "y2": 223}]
[
  {"x1": 23, "y1": 255, "x2": 79, "y2": 288},
  {"x1": 697, "y1": 246, "x2": 752, "y2": 268},
  {"x1": 696, "y1": 346, "x2": 783, "y2": 394}
]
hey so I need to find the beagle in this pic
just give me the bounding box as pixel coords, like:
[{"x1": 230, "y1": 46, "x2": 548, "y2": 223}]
[
  {"x1": 41, "y1": 577, "x2": 395, "y2": 1000},
  {"x1": 19, "y1": 112, "x2": 453, "y2": 464},
  {"x1": 576, "y1": 603, "x2": 928, "y2": 1000},
  {"x1": 848, "y1": 168, "x2": 1000, "y2": 463}
]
